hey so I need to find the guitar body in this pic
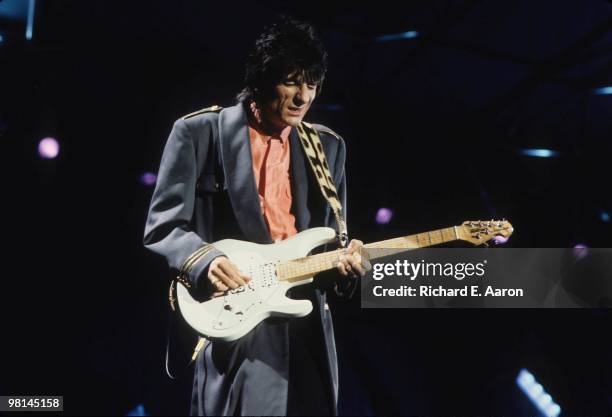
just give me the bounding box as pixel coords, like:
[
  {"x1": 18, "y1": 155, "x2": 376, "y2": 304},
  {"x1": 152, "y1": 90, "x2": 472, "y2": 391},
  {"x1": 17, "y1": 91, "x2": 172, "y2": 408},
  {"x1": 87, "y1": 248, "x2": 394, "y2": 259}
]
[{"x1": 176, "y1": 227, "x2": 337, "y2": 342}]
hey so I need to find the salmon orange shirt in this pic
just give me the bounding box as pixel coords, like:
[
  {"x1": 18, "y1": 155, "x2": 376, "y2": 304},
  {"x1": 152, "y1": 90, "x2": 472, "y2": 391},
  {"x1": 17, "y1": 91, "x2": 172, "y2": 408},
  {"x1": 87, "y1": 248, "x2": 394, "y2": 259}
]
[{"x1": 247, "y1": 103, "x2": 298, "y2": 241}]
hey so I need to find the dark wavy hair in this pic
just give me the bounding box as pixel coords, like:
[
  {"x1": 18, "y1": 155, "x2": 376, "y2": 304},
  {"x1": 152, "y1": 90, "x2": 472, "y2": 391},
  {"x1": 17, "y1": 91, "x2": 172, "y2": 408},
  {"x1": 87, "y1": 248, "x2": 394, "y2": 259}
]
[{"x1": 237, "y1": 16, "x2": 328, "y2": 103}]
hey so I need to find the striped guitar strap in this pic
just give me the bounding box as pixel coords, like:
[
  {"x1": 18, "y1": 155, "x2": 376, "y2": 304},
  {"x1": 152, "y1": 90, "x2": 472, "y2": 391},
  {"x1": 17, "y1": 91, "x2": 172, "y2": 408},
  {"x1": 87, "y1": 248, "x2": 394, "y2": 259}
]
[{"x1": 296, "y1": 122, "x2": 348, "y2": 248}]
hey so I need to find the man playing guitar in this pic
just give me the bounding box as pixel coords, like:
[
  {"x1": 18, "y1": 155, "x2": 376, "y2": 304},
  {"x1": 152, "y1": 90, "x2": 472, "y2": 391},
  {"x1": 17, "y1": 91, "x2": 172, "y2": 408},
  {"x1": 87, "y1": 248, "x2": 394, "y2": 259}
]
[{"x1": 144, "y1": 16, "x2": 365, "y2": 416}]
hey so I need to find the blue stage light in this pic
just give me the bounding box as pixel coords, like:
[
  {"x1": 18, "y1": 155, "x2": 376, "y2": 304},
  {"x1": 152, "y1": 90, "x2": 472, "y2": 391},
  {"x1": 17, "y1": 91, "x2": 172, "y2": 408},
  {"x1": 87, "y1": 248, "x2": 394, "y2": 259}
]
[
  {"x1": 593, "y1": 86, "x2": 612, "y2": 95},
  {"x1": 516, "y1": 369, "x2": 561, "y2": 417},
  {"x1": 376, "y1": 31, "x2": 419, "y2": 43},
  {"x1": 0, "y1": 34, "x2": 4, "y2": 44},
  {"x1": 26, "y1": 0, "x2": 35, "y2": 40},
  {"x1": 126, "y1": 404, "x2": 147, "y2": 416},
  {"x1": 519, "y1": 149, "x2": 560, "y2": 158},
  {"x1": 0, "y1": 0, "x2": 29, "y2": 20},
  {"x1": 545, "y1": 403, "x2": 561, "y2": 417},
  {"x1": 600, "y1": 211, "x2": 610, "y2": 223}
]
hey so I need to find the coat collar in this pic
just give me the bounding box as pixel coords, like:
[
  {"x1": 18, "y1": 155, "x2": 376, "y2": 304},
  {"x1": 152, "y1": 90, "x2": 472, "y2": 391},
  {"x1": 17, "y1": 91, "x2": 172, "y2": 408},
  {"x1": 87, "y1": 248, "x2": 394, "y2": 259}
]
[
  {"x1": 218, "y1": 103, "x2": 313, "y2": 241},
  {"x1": 289, "y1": 127, "x2": 311, "y2": 232},
  {"x1": 218, "y1": 103, "x2": 272, "y2": 243}
]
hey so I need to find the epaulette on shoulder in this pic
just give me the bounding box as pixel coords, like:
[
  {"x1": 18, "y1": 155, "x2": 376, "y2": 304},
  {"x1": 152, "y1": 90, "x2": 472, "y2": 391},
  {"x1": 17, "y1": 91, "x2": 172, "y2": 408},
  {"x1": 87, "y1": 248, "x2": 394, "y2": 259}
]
[
  {"x1": 314, "y1": 125, "x2": 343, "y2": 142},
  {"x1": 181, "y1": 105, "x2": 223, "y2": 120}
]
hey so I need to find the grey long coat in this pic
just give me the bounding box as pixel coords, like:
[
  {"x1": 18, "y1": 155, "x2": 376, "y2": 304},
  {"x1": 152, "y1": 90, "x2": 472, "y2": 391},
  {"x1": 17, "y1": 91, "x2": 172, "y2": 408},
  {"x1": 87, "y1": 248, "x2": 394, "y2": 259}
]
[{"x1": 144, "y1": 103, "x2": 352, "y2": 416}]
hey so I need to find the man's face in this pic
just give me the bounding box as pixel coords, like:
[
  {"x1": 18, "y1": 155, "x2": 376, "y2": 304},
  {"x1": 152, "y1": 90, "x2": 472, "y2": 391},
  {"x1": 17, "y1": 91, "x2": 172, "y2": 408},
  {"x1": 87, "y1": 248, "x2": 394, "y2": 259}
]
[{"x1": 260, "y1": 73, "x2": 318, "y2": 130}]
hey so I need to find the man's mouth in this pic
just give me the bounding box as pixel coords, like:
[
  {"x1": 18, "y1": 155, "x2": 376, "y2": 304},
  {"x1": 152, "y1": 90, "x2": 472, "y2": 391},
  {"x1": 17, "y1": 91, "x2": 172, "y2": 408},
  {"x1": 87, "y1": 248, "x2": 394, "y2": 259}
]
[{"x1": 287, "y1": 107, "x2": 303, "y2": 116}]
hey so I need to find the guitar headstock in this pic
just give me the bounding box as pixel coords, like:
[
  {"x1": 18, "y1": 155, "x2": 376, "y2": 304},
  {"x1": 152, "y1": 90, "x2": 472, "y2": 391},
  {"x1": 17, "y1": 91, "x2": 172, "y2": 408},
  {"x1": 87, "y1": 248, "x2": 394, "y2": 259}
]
[{"x1": 457, "y1": 219, "x2": 514, "y2": 246}]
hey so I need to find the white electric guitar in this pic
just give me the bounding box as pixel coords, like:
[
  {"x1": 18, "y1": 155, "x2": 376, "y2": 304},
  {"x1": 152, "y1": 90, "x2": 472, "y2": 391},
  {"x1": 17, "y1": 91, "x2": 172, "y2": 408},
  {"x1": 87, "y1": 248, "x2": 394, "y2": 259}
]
[{"x1": 177, "y1": 220, "x2": 513, "y2": 341}]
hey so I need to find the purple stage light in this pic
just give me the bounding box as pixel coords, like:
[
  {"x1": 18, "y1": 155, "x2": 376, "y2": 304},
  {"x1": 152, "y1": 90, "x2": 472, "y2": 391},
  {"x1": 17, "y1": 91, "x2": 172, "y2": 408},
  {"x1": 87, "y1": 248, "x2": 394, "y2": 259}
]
[
  {"x1": 375, "y1": 208, "x2": 393, "y2": 224},
  {"x1": 38, "y1": 137, "x2": 59, "y2": 159},
  {"x1": 140, "y1": 172, "x2": 157, "y2": 186},
  {"x1": 573, "y1": 244, "x2": 589, "y2": 260},
  {"x1": 492, "y1": 235, "x2": 509, "y2": 245}
]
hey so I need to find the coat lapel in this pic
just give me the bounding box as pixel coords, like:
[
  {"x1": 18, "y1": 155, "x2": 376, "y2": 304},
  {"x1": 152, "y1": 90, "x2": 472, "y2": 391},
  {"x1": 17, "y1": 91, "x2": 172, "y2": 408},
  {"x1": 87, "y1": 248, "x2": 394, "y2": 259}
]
[
  {"x1": 289, "y1": 127, "x2": 311, "y2": 232},
  {"x1": 218, "y1": 104, "x2": 272, "y2": 243}
]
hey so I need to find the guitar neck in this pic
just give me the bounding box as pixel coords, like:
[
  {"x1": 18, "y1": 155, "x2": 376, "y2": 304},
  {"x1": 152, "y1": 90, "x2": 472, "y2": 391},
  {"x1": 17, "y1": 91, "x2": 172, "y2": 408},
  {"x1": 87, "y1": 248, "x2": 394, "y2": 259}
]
[{"x1": 276, "y1": 226, "x2": 463, "y2": 282}]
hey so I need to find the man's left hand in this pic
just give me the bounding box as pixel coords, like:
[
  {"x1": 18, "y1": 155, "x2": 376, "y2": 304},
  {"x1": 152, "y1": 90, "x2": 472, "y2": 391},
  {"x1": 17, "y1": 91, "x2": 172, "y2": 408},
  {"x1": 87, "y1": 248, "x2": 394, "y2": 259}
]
[{"x1": 336, "y1": 239, "x2": 367, "y2": 278}]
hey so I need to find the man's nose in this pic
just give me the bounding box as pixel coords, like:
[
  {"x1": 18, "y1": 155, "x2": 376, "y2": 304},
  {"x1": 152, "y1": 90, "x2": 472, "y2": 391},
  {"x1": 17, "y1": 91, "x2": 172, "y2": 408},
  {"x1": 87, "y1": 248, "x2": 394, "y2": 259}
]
[{"x1": 294, "y1": 84, "x2": 313, "y2": 104}]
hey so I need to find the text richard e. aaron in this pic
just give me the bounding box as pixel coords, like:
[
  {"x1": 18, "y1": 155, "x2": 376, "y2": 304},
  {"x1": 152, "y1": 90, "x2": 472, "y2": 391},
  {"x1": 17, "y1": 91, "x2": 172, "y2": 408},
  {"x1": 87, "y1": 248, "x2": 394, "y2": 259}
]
[{"x1": 370, "y1": 259, "x2": 524, "y2": 297}]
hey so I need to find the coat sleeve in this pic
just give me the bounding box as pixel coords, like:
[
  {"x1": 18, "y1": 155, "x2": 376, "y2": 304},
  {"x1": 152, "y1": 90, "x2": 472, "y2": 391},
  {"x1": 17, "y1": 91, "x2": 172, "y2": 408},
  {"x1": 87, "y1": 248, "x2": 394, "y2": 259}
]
[
  {"x1": 329, "y1": 134, "x2": 359, "y2": 300},
  {"x1": 143, "y1": 118, "x2": 225, "y2": 294}
]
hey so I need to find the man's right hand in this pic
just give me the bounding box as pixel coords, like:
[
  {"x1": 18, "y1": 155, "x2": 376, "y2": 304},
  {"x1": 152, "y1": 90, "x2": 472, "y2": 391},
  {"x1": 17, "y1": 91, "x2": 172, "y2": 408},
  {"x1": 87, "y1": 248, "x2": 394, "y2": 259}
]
[{"x1": 208, "y1": 256, "x2": 251, "y2": 297}]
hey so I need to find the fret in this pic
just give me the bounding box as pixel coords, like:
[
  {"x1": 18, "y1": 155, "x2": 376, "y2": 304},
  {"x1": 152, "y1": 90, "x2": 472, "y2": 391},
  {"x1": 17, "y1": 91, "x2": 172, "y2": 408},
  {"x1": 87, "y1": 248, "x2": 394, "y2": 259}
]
[
  {"x1": 429, "y1": 231, "x2": 435, "y2": 246},
  {"x1": 441, "y1": 227, "x2": 455, "y2": 243},
  {"x1": 417, "y1": 232, "x2": 429, "y2": 247},
  {"x1": 405, "y1": 235, "x2": 419, "y2": 248}
]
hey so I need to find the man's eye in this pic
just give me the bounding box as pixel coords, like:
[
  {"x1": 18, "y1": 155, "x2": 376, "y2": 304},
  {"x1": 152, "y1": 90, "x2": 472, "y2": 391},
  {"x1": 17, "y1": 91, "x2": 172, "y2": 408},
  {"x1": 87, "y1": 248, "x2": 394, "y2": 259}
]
[
  {"x1": 283, "y1": 80, "x2": 297, "y2": 86},
  {"x1": 307, "y1": 84, "x2": 317, "y2": 90}
]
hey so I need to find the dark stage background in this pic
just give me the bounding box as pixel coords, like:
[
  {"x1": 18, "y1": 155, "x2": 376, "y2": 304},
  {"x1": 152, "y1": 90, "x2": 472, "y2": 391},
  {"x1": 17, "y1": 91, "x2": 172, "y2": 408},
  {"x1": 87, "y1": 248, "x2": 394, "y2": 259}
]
[{"x1": 1, "y1": 0, "x2": 611, "y2": 415}]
